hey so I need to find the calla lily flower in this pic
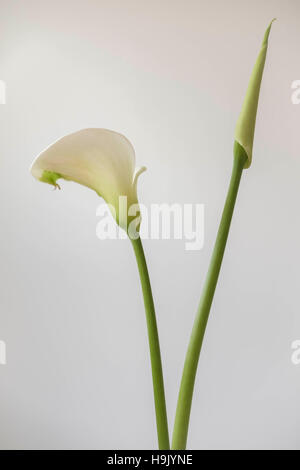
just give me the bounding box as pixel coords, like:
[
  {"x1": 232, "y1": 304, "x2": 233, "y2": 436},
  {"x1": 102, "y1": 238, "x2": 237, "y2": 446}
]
[
  {"x1": 31, "y1": 128, "x2": 170, "y2": 448},
  {"x1": 234, "y1": 19, "x2": 275, "y2": 168},
  {"x1": 31, "y1": 128, "x2": 146, "y2": 231}
]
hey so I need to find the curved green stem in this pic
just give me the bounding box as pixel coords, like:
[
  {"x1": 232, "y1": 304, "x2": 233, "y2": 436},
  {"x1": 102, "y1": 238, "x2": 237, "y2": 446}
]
[
  {"x1": 172, "y1": 150, "x2": 247, "y2": 449},
  {"x1": 131, "y1": 236, "x2": 170, "y2": 450}
]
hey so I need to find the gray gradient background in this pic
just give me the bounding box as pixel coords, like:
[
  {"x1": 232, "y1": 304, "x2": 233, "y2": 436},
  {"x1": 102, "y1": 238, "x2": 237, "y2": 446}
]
[{"x1": 0, "y1": 0, "x2": 299, "y2": 450}]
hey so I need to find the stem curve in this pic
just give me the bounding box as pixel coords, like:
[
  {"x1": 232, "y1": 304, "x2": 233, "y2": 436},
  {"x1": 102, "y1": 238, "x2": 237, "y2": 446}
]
[
  {"x1": 131, "y1": 236, "x2": 170, "y2": 450},
  {"x1": 172, "y1": 151, "x2": 247, "y2": 449}
]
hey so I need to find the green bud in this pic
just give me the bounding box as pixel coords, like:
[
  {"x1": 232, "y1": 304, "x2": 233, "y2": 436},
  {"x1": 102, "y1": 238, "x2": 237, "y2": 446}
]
[{"x1": 234, "y1": 19, "x2": 275, "y2": 168}]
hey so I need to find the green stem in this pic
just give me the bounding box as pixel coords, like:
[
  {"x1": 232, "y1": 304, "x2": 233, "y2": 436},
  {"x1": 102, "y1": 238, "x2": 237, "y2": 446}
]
[
  {"x1": 172, "y1": 150, "x2": 247, "y2": 449},
  {"x1": 131, "y1": 236, "x2": 170, "y2": 450}
]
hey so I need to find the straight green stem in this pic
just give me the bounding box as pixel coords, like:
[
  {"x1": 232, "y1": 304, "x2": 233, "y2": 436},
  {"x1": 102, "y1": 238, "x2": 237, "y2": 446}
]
[
  {"x1": 172, "y1": 151, "x2": 247, "y2": 449},
  {"x1": 131, "y1": 236, "x2": 170, "y2": 450}
]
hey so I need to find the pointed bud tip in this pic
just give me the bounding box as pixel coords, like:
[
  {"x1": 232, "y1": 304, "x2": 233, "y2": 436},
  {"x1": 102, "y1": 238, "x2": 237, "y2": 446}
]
[
  {"x1": 234, "y1": 19, "x2": 275, "y2": 169},
  {"x1": 262, "y1": 18, "x2": 276, "y2": 46}
]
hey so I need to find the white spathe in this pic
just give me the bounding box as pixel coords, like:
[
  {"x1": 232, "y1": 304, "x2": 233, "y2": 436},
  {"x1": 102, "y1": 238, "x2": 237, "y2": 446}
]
[{"x1": 31, "y1": 128, "x2": 146, "y2": 230}]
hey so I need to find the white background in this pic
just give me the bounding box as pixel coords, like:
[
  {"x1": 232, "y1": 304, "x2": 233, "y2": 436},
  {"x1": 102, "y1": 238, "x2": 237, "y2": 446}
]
[{"x1": 0, "y1": 0, "x2": 299, "y2": 449}]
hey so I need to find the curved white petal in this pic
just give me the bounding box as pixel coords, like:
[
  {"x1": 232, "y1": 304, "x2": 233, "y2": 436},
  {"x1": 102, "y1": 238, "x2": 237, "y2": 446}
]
[{"x1": 31, "y1": 128, "x2": 145, "y2": 230}]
